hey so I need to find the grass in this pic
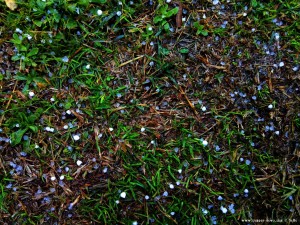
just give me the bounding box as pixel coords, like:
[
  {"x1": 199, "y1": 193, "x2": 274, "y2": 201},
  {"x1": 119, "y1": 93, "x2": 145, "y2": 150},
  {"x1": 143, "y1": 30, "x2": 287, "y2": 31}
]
[{"x1": 0, "y1": 0, "x2": 300, "y2": 224}]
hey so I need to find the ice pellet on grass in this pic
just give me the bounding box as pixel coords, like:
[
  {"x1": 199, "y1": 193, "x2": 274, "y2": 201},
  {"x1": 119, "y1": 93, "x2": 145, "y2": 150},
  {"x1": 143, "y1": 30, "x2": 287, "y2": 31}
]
[
  {"x1": 29, "y1": 91, "x2": 35, "y2": 97},
  {"x1": 202, "y1": 140, "x2": 208, "y2": 146},
  {"x1": 97, "y1": 10, "x2": 102, "y2": 16},
  {"x1": 76, "y1": 160, "x2": 83, "y2": 166},
  {"x1": 62, "y1": 56, "x2": 69, "y2": 62},
  {"x1": 73, "y1": 134, "x2": 80, "y2": 141},
  {"x1": 212, "y1": 0, "x2": 219, "y2": 5},
  {"x1": 120, "y1": 192, "x2": 126, "y2": 198},
  {"x1": 220, "y1": 206, "x2": 227, "y2": 214}
]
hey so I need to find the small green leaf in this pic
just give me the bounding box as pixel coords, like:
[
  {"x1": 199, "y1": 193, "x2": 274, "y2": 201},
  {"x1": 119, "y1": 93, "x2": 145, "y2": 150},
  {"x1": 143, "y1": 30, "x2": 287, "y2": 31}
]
[
  {"x1": 165, "y1": 7, "x2": 179, "y2": 17},
  {"x1": 78, "y1": 0, "x2": 89, "y2": 6},
  {"x1": 27, "y1": 48, "x2": 39, "y2": 57},
  {"x1": 12, "y1": 33, "x2": 22, "y2": 45},
  {"x1": 65, "y1": 102, "x2": 72, "y2": 110},
  {"x1": 65, "y1": 19, "x2": 78, "y2": 29},
  {"x1": 67, "y1": 3, "x2": 77, "y2": 13},
  {"x1": 11, "y1": 55, "x2": 20, "y2": 61},
  {"x1": 90, "y1": 0, "x2": 107, "y2": 3},
  {"x1": 251, "y1": 0, "x2": 258, "y2": 7},
  {"x1": 33, "y1": 20, "x2": 43, "y2": 27},
  {"x1": 11, "y1": 128, "x2": 28, "y2": 146},
  {"x1": 179, "y1": 48, "x2": 189, "y2": 54},
  {"x1": 163, "y1": 22, "x2": 170, "y2": 31},
  {"x1": 154, "y1": 16, "x2": 162, "y2": 24},
  {"x1": 28, "y1": 126, "x2": 38, "y2": 133},
  {"x1": 201, "y1": 30, "x2": 208, "y2": 36}
]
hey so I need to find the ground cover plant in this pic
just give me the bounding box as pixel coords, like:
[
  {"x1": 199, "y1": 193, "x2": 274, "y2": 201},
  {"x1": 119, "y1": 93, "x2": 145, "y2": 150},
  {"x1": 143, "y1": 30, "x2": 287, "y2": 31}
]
[{"x1": 0, "y1": 0, "x2": 300, "y2": 224}]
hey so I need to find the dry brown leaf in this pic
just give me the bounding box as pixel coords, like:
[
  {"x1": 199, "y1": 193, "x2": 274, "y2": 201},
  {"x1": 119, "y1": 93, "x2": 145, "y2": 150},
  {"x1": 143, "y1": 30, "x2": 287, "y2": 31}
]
[{"x1": 5, "y1": 0, "x2": 17, "y2": 10}]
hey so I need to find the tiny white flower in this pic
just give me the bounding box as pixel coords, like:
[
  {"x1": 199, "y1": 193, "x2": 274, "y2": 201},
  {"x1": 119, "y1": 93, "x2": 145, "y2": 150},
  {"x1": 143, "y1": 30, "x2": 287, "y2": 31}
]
[
  {"x1": 117, "y1": 11, "x2": 122, "y2": 16},
  {"x1": 268, "y1": 104, "x2": 273, "y2": 109},
  {"x1": 120, "y1": 192, "x2": 126, "y2": 198},
  {"x1": 221, "y1": 206, "x2": 228, "y2": 214},
  {"x1": 29, "y1": 91, "x2": 35, "y2": 97},
  {"x1": 141, "y1": 127, "x2": 146, "y2": 132},
  {"x1": 50, "y1": 176, "x2": 56, "y2": 181},
  {"x1": 76, "y1": 160, "x2": 83, "y2": 166},
  {"x1": 73, "y1": 134, "x2": 80, "y2": 141},
  {"x1": 109, "y1": 127, "x2": 114, "y2": 132},
  {"x1": 169, "y1": 183, "x2": 174, "y2": 189},
  {"x1": 97, "y1": 10, "x2": 103, "y2": 16},
  {"x1": 202, "y1": 140, "x2": 208, "y2": 146}
]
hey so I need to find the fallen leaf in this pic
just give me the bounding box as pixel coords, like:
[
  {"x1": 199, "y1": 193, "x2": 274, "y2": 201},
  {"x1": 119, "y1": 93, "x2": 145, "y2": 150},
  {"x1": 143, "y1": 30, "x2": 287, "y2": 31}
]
[{"x1": 5, "y1": 0, "x2": 17, "y2": 10}]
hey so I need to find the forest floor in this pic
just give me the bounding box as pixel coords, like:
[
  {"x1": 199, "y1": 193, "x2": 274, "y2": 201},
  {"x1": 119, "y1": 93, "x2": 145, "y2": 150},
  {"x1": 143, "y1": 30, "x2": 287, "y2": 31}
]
[{"x1": 0, "y1": 0, "x2": 300, "y2": 224}]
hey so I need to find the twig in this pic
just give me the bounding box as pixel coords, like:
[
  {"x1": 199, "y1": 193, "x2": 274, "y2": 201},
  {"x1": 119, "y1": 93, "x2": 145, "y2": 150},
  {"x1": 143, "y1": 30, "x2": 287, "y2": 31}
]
[
  {"x1": 176, "y1": 2, "x2": 183, "y2": 28},
  {"x1": 118, "y1": 55, "x2": 144, "y2": 67},
  {"x1": 178, "y1": 86, "x2": 201, "y2": 121},
  {"x1": 0, "y1": 80, "x2": 18, "y2": 126}
]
